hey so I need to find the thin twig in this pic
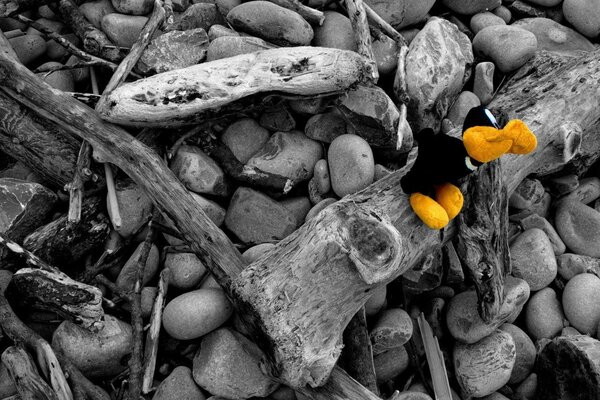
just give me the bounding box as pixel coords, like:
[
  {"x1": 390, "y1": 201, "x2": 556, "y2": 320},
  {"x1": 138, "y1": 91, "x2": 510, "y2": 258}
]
[
  {"x1": 94, "y1": 275, "x2": 131, "y2": 302},
  {"x1": 66, "y1": 141, "x2": 93, "y2": 223},
  {"x1": 363, "y1": 4, "x2": 406, "y2": 46},
  {"x1": 104, "y1": 163, "x2": 122, "y2": 229},
  {"x1": 34, "y1": 60, "x2": 108, "y2": 74},
  {"x1": 344, "y1": 0, "x2": 378, "y2": 83}
]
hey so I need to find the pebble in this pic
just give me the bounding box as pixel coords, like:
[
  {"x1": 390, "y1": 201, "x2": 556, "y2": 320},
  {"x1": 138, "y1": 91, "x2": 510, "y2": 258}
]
[
  {"x1": 101, "y1": 14, "x2": 148, "y2": 48},
  {"x1": 37, "y1": 5, "x2": 57, "y2": 19},
  {"x1": 393, "y1": 393, "x2": 432, "y2": 400},
  {"x1": 499, "y1": 323, "x2": 536, "y2": 384},
  {"x1": 225, "y1": 187, "x2": 297, "y2": 244},
  {"x1": 116, "y1": 242, "x2": 160, "y2": 292},
  {"x1": 46, "y1": 33, "x2": 80, "y2": 60},
  {"x1": 555, "y1": 199, "x2": 600, "y2": 257},
  {"x1": 305, "y1": 198, "x2": 336, "y2": 221},
  {"x1": 207, "y1": 24, "x2": 239, "y2": 41},
  {"x1": 365, "y1": 0, "x2": 435, "y2": 29},
  {"x1": 246, "y1": 131, "x2": 323, "y2": 182},
  {"x1": 163, "y1": 288, "x2": 233, "y2": 340},
  {"x1": 374, "y1": 164, "x2": 392, "y2": 181},
  {"x1": 547, "y1": 174, "x2": 579, "y2": 196},
  {"x1": 442, "y1": 0, "x2": 501, "y2": 15},
  {"x1": 206, "y1": 35, "x2": 276, "y2": 61},
  {"x1": 369, "y1": 308, "x2": 413, "y2": 354},
  {"x1": 227, "y1": 1, "x2": 313, "y2": 46},
  {"x1": 372, "y1": 34, "x2": 399, "y2": 75},
  {"x1": 556, "y1": 253, "x2": 600, "y2": 280},
  {"x1": 170, "y1": 144, "x2": 230, "y2": 196},
  {"x1": 514, "y1": 373, "x2": 537, "y2": 400},
  {"x1": 304, "y1": 111, "x2": 348, "y2": 143},
  {"x1": 0, "y1": 270, "x2": 12, "y2": 295},
  {"x1": 269, "y1": 386, "x2": 297, "y2": 400},
  {"x1": 112, "y1": 0, "x2": 153, "y2": 15},
  {"x1": 9, "y1": 34, "x2": 48, "y2": 66},
  {"x1": 561, "y1": 326, "x2": 581, "y2": 336},
  {"x1": 52, "y1": 316, "x2": 132, "y2": 378},
  {"x1": 79, "y1": 0, "x2": 116, "y2": 29},
  {"x1": 453, "y1": 330, "x2": 516, "y2": 398},
  {"x1": 221, "y1": 118, "x2": 271, "y2": 164},
  {"x1": 171, "y1": 0, "x2": 189, "y2": 11},
  {"x1": 525, "y1": 287, "x2": 565, "y2": 340},
  {"x1": 259, "y1": 106, "x2": 296, "y2": 132},
  {"x1": 518, "y1": 213, "x2": 566, "y2": 255},
  {"x1": 313, "y1": 11, "x2": 356, "y2": 51},
  {"x1": 172, "y1": 3, "x2": 225, "y2": 31},
  {"x1": 25, "y1": 17, "x2": 64, "y2": 35},
  {"x1": 328, "y1": 134, "x2": 374, "y2": 197},
  {"x1": 110, "y1": 180, "x2": 153, "y2": 238},
  {"x1": 562, "y1": 273, "x2": 600, "y2": 335},
  {"x1": 164, "y1": 252, "x2": 207, "y2": 290},
  {"x1": 36, "y1": 62, "x2": 75, "y2": 92},
  {"x1": 373, "y1": 346, "x2": 409, "y2": 383},
  {"x1": 514, "y1": 17, "x2": 595, "y2": 54},
  {"x1": 470, "y1": 11, "x2": 506, "y2": 34},
  {"x1": 153, "y1": 366, "x2": 206, "y2": 400},
  {"x1": 404, "y1": 17, "x2": 473, "y2": 132},
  {"x1": 446, "y1": 91, "x2": 481, "y2": 128},
  {"x1": 493, "y1": 6, "x2": 512, "y2": 23},
  {"x1": 279, "y1": 197, "x2": 311, "y2": 227},
  {"x1": 137, "y1": 28, "x2": 209, "y2": 74},
  {"x1": 509, "y1": 177, "x2": 546, "y2": 210},
  {"x1": 365, "y1": 285, "x2": 387, "y2": 317},
  {"x1": 563, "y1": 0, "x2": 600, "y2": 38},
  {"x1": 473, "y1": 61, "x2": 495, "y2": 105},
  {"x1": 313, "y1": 159, "x2": 331, "y2": 195},
  {"x1": 288, "y1": 97, "x2": 330, "y2": 115},
  {"x1": 473, "y1": 25, "x2": 538, "y2": 73},
  {"x1": 241, "y1": 243, "x2": 276, "y2": 265},
  {"x1": 193, "y1": 328, "x2": 279, "y2": 399},
  {"x1": 562, "y1": 176, "x2": 600, "y2": 204},
  {"x1": 510, "y1": 228, "x2": 557, "y2": 291}
]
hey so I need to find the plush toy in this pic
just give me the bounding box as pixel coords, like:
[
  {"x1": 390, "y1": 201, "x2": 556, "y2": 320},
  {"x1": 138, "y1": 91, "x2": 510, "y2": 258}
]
[{"x1": 401, "y1": 106, "x2": 537, "y2": 230}]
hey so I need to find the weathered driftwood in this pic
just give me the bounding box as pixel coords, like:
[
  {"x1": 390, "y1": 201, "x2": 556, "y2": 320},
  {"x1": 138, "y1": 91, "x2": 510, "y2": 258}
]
[
  {"x1": 457, "y1": 160, "x2": 510, "y2": 322},
  {"x1": 3, "y1": 46, "x2": 600, "y2": 395},
  {"x1": 95, "y1": 47, "x2": 372, "y2": 127},
  {"x1": 22, "y1": 197, "x2": 111, "y2": 266},
  {"x1": 66, "y1": 141, "x2": 93, "y2": 223},
  {"x1": 2, "y1": 345, "x2": 59, "y2": 400},
  {"x1": 345, "y1": 0, "x2": 378, "y2": 83},
  {"x1": 11, "y1": 268, "x2": 105, "y2": 331}
]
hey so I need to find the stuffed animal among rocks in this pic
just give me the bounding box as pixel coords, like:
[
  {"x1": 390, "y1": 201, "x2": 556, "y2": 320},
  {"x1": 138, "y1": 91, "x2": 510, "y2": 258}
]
[{"x1": 401, "y1": 106, "x2": 537, "y2": 230}]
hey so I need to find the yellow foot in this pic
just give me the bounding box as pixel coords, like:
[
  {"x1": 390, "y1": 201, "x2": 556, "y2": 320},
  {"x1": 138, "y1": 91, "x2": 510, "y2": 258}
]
[
  {"x1": 435, "y1": 183, "x2": 464, "y2": 220},
  {"x1": 502, "y1": 119, "x2": 537, "y2": 154},
  {"x1": 409, "y1": 193, "x2": 449, "y2": 230},
  {"x1": 463, "y1": 126, "x2": 512, "y2": 163}
]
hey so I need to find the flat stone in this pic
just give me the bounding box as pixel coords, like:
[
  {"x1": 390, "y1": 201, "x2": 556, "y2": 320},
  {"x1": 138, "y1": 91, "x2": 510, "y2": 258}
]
[
  {"x1": 170, "y1": 145, "x2": 230, "y2": 196},
  {"x1": 0, "y1": 178, "x2": 56, "y2": 242},
  {"x1": 510, "y1": 228, "x2": 558, "y2": 291},
  {"x1": 328, "y1": 134, "x2": 374, "y2": 197},
  {"x1": 446, "y1": 91, "x2": 481, "y2": 128},
  {"x1": 562, "y1": 176, "x2": 600, "y2": 204},
  {"x1": 403, "y1": 17, "x2": 473, "y2": 132},
  {"x1": 365, "y1": 0, "x2": 435, "y2": 29},
  {"x1": 36, "y1": 62, "x2": 75, "y2": 92},
  {"x1": 305, "y1": 110, "x2": 348, "y2": 143},
  {"x1": 153, "y1": 366, "x2": 206, "y2": 400},
  {"x1": 563, "y1": 0, "x2": 600, "y2": 38},
  {"x1": 207, "y1": 24, "x2": 239, "y2": 40},
  {"x1": 525, "y1": 287, "x2": 565, "y2": 340},
  {"x1": 137, "y1": 29, "x2": 208, "y2": 74},
  {"x1": 279, "y1": 196, "x2": 311, "y2": 227},
  {"x1": 206, "y1": 35, "x2": 275, "y2": 61},
  {"x1": 101, "y1": 13, "x2": 148, "y2": 48},
  {"x1": 473, "y1": 62, "x2": 495, "y2": 105},
  {"x1": 562, "y1": 273, "x2": 600, "y2": 335},
  {"x1": 499, "y1": 323, "x2": 536, "y2": 384},
  {"x1": 313, "y1": 11, "x2": 356, "y2": 51},
  {"x1": 519, "y1": 213, "x2": 566, "y2": 255},
  {"x1": 222, "y1": 118, "x2": 271, "y2": 164},
  {"x1": 109, "y1": 179, "x2": 153, "y2": 238},
  {"x1": 227, "y1": 1, "x2": 313, "y2": 46},
  {"x1": 192, "y1": 328, "x2": 279, "y2": 399},
  {"x1": 112, "y1": 0, "x2": 153, "y2": 15},
  {"x1": 473, "y1": 25, "x2": 538, "y2": 73},
  {"x1": 246, "y1": 131, "x2": 323, "y2": 182},
  {"x1": 556, "y1": 253, "x2": 600, "y2": 280},
  {"x1": 442, "y1": 0, "x2": 501, "y2": 15},
  {"x1": 373, "y1": 346, "x2": 409, "y2": 383},
  {"x1": 470, "y1": 11, "x2": 506, "y2": 34},
  {"x1": 79, "y1": 0, "x2": 117, "y2": 29},
  {"x1": 513, "y1": 17, "x2": 595, "y2": 54},
  {"x1": 555, "y1": 199, "x2": 600, "y2": 257},
  {"x1": 225, "y1": 187, "x2": 297, "y2": 244},
  {"x1": 8, "y1": 34, "x2": 47, "y2": 66}
]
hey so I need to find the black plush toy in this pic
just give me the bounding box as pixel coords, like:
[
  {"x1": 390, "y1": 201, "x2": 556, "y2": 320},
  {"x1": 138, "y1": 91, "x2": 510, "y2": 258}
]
[{"x1": 401, "y1": 106, "x2": 537, "y2": 230}]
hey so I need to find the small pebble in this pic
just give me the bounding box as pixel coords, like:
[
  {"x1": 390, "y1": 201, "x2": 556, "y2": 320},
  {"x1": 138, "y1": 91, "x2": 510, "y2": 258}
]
[
  {"x1": 365, "y1": 0, "x2": 434, "y2": 29},
  {"x1": 206, "y1": 35, "x2": 276, "y2": 61},
  {"x1": 561, "y1": 326, "x2": 581, "y2": 336},
  {"x1": 473, "y1": 25, "x2": 538, "y2": 73},
  {"x1": 313, "y1": 159, "x2": 331, "y2": 195},
  {"x1": 525, "y1": 287, "x2": 565, "y2": 340},
  {"x1": 509, "y1": 177, "x2": 546, "y2": 210},
  {"x1": 493, "y1": 6, "x2": 512, "y2": 23},
  {"x1": 562, "y1": 273, "x2": 600, "y2": 335},
  {"x1": 510, "y1": 228, "x2": 557, "y2": 291},
  {"x1": 170, "y1": 145, "x2": 230, "y2": 196},
  {"x1": 470, "y1": 11, "x2": 506, "y2": 34},
  {"x1": 101, "y1": 13, "x2": 148, "y2": 48},
  {"x1": 555, "y1": 200, "x2": 600, "y2": 257},
  {"x1": 499, "y1": 323, "x2": 536, "y2": 384},
  {"x1": 241, "y1": 243, "x2": 276, "y2": 265},
  {"x1": 112, "y1": 0, "x2": 154, "y2": 15},
  {"x1": 288, "y1": 97, "x2": 330, "y2": 115},
  {"x1": 547, "y1": 174, "x2": 579, "y2": 196},
  {"x1": 372, "y1": 34, "x2": 399, "y2": 75},
  {"x1": 562, "y1": 176, "x2": 600, "y2": 204},
  {"x1": 446, "y1": 91, "x2": 481, "y2": 128},
  {"x1": 304, "y1": 111, "x2": 348, "y2": 143},
  {"x1": 36, "y1": 61, "x2": 75, "y2": 92},
  {"x1": 313, "y1": 11, "x2": 356, "y2": 51},
  {"x1": 259, "y1": 106, "x2": 296, "y2": 132},
  {"x1": 116, "y1": 243, "x2": 159, "y2": 292},
  {"x1": 221, "y1": 118, "x2": 270, "y2": 164},
  {"x1": 328, "y1": 134, "x2": 374, "y2": 197},
  {"x1": 373, "y1": 346, "x2": 409, "y2": 383},
  {"x1": 369, "y1": 308, "x2": 413, "y2": 354},
  {"x1": 207, "y1": 24, "x2": 239, "y2": 41},
  {"x1": 172, "y1": 3, "x2": 225, "y2": 31},
  {"x1": 556, "y1": 253, "x2": 600, "y2": 280},
  {"x1": 9, "y1": 34, "x2": 47, "y2": 66},
  {"x1": 279, "y1": 197, "x2": 311, "y2": 227},
  {"x1": 518, "y1": 213, "x2": 565, "y2": 255},
  {"x1": 79, "y1": 0, "x2": 116, "y2": 29},
  {"x1": 563, "y1": 0, "x2": 600, "y2": 38},
  {"x1": 153, "y1": 366, "x2": 206, "y2": 400},
  {"x1": 164, "y1": 252, "x2": 207, "y2": 290}
]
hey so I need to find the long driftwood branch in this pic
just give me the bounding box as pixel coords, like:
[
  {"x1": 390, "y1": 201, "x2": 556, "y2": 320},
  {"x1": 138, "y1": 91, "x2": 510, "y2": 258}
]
[
  {"x1": 2, "y1": 345, "x2": 59, "y2": 400},
  {"x1": 2, "y1": 47, "x2": 600, "y2": 395}
]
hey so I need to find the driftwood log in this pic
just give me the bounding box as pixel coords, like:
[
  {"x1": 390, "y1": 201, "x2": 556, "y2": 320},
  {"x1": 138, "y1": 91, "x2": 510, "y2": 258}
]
[
  {"x1": 2, "y1": 41, "x2": 600, "y2": 396},
  {"x1": 2, "y1": 345, "x2": 59, "y2": 400}
]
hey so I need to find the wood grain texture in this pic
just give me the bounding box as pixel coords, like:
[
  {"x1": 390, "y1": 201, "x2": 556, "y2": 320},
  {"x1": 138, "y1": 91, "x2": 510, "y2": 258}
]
[{"x1": 2, "y1": 346, "x2": 58, "y2": 400}]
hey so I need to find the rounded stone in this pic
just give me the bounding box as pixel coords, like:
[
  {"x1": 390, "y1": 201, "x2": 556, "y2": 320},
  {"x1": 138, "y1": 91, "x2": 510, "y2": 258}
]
[
  {"x1": 153, "y1": 366, "x2": 206, "y2": 400},
  {"x1": 206, "y1": 35, "x2": 275, "y2": 61},
  {"x1": 8, "y1": 34, "x2": 47, "y2": 66},
  {"x1": 493, "y1": 6, "x2": 511, "y2": 23},
  {"x1": 365, "y1": 285, "x2": 387, "y2": 317},
  {"x1": 470, "y1": 11, "x2": 506, "y2": 34},
  {"x1": 112, "y1": 0, "x2": 153, "y2": 15},
  {"x1": 101, "y1": 13, "x2": 148, "y2": 48},
  {"x1": 46, "y1": 33, "x2": 80, "y2": 60},
  {"x1": 563, "y1": 0, "x2": 600, "y2": 38},
  {"x1": 525, "y1": 287, "x2": 565, "y2": 341},
  {"x1": 116, "y1": 243, "x2": 159, "y2": 292},
  {"x1": 365, "y1": 0, "x2": 435, "y2": 29},
  {"x1": 555, "y1": 200, "x2": 600, "y2": 257},
  {"x1": 313, "y1": 159, "x2": 331, "y2": 195},
  {"x1": 66, "y1": 55, "x2": 91, "y2": 83},
  {"x1": 510, "y1": 228, "x2": 557, "y2": 291},
  {"x1": 164, "y1": 252, "x2": 207, "y2": 290},
  {"x1": 372, "y1": 34, "x2": 399, "y2": 75},
  {"x1": 499, "y1": 323, "x2": 536, "y2": 384},
  {"x1": 162, "y1": 288, "x2": 233, "y2": 340},
  {"x1": 328, "y1": 134, "x2": 374, "y2": 197},
  {"x1": 473, "y1": 25, "x2": 538, "y2": 73},
  {"x1": 36, "y1": 62, "x2": 75, "y2": 92},
  {"x1": 473, "y1": 61, "x2": 495, "y2": 105},
  {"x1": 226, "y1": 1, "x2": 314, "y2": 46},
  {"x1": 562, "y1": 273, "x2": 600, "y2": 335},
  {"x1": 221, "y1": 118, "x2": 270, "y2": 164},
  {"x1": 446, "y1": 91, "x2": 481, "y2": 128},
  {"x1": 313, "y1": 11, "x2": 356, "y2": 51},
  {"x1": 241, "y1": 243, "x2": 276, "y2": 264},
  {"x1": 373, "y1": 346, "x2": 409, "y2": 383},
  {"x1": 442, "y1": 0, "x2": 501, "y2": 15},
  {"x1": 370, "y1": 308, "x2": 413, "y2": 354},
  {"x1": 513, "y1": 17, "x2": 595, "y2": 54},
  {"x1": 79, "y1": 0, "x2": 117, "y2": 29},
  {"x1": 305, "y1": 198, "x2": 337, "y2": 221}
]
